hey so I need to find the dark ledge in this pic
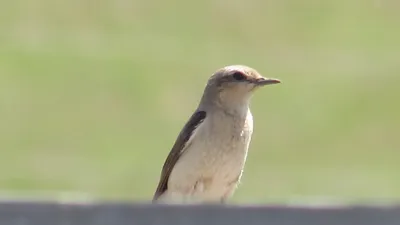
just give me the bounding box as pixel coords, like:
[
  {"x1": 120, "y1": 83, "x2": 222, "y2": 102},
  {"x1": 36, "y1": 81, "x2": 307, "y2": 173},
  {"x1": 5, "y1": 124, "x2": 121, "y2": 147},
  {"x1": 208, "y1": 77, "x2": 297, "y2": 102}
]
[{"x1": 0, "y1": 201, "x2": 399, "y2": 225}]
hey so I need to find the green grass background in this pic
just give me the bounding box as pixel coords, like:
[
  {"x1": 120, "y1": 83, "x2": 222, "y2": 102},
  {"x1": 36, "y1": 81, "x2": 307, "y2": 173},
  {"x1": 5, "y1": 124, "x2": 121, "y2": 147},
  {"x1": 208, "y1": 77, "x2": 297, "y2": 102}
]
[{"x1": 0, "y1": 0, "x2": 399, "y2": 204}]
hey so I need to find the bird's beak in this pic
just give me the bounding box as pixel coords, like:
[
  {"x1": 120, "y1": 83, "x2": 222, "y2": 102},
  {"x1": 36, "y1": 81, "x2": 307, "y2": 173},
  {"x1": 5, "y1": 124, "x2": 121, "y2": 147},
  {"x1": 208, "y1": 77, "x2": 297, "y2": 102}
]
[{"x1": 255, "y1": 77, "x2": 281, "y2": 86}]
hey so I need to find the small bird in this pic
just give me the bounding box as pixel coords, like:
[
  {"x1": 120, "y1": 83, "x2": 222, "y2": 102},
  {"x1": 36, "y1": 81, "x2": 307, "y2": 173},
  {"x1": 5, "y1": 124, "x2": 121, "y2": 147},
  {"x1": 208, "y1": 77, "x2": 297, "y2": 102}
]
[{"x1": 153, "y1": 65, "x2": 281, "y2": 204}]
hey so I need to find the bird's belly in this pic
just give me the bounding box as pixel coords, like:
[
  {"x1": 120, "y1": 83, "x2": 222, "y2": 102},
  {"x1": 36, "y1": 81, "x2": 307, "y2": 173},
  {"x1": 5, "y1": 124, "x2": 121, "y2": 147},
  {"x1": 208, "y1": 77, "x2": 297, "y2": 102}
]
[
  {"x1": 168, "y1": 137, "x2": 250, "y2": 201},
  {"x1": 166, "y1": 111, "x2": 253, "y2": 202}
]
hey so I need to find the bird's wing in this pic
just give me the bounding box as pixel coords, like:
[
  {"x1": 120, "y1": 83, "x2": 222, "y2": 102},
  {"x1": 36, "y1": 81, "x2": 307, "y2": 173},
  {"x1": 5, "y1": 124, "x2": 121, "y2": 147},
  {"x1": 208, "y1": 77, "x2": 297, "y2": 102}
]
[{"x1": 153, "y1": 110, "x2": 207, "y2": 201}]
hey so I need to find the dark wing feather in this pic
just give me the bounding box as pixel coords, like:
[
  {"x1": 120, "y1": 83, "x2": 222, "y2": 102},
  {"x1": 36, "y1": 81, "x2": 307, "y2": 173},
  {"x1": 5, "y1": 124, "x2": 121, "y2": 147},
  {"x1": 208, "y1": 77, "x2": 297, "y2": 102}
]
[{"x1": 153, "y1": 110, "x2": 206, "y2": 201}]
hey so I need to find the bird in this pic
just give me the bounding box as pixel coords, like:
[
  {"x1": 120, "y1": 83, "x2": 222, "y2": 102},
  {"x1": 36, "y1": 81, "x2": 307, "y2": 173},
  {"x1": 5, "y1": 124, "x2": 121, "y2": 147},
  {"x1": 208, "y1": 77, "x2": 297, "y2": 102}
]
[{"x1": 153, "y1": 65, "x2": 281, "y2": 204}]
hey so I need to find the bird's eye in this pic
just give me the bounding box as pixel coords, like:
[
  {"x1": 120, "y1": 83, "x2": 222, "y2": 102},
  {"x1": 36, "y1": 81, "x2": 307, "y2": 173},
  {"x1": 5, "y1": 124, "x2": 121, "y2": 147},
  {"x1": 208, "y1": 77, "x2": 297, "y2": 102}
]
[{"x1": 232, "y1": 72, "x2": 246, "y2": 81}]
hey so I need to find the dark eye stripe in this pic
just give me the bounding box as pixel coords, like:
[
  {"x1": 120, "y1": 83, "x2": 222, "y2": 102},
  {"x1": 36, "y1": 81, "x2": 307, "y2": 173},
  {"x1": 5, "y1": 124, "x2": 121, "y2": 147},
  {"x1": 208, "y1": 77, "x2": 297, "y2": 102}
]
[{"x1": 232, "y1": 72, "x2": 245, "y2": 81}]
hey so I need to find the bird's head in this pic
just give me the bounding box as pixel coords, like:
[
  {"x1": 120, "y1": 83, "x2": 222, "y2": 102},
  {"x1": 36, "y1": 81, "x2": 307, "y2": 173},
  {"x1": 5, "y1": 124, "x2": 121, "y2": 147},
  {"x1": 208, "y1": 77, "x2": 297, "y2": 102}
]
[{"x1": 202, "y1": 65, "x2": 281, "y2": 109}]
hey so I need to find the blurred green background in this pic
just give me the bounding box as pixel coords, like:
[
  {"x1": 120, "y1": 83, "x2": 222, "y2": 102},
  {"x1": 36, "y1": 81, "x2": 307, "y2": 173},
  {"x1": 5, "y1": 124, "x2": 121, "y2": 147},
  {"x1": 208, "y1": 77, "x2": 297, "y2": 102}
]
[{"x1": 1, "y1": 0, "x2": 399, "y2": 204}]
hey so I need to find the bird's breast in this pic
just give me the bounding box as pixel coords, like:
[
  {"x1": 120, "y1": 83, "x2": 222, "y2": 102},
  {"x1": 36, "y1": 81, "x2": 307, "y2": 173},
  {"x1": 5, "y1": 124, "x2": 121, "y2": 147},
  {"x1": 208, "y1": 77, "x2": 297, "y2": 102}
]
[
  {"x1": 168, "y1": 109, "x2": 254, "y2": 198},
  {"x1": 187, "y1": 110, "x2": 253, "y2": 179},
  {"x1": 205, "y1": 111, "x2": 252, "y2": 169}
]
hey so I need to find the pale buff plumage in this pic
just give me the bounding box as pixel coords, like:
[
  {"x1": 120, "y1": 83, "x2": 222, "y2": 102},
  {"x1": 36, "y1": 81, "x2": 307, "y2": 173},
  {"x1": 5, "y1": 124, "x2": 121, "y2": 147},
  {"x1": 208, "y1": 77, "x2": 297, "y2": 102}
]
[{"x1": 153, "y1": 65, "x2": 281, "y2": 204}]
